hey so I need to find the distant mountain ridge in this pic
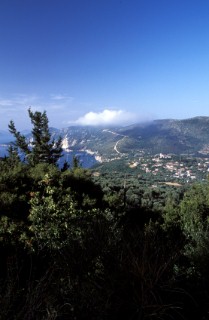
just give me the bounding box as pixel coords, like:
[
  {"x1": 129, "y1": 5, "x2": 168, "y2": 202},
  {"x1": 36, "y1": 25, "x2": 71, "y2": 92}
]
[
  {"x1": 1, "y1": 116, "x2": 209, "y2": 166},
  {"x1": 53, "y1": 116, "x2": 209, "y2": 157},
  {"x1": 117, "y1": 116, "x2": 209, "y2": 155}
]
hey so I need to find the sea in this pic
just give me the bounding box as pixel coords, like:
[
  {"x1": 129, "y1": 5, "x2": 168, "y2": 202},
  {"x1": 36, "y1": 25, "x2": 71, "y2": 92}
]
[{"x1": 0, "y1": 144, "x2": 97, "y2": 168}]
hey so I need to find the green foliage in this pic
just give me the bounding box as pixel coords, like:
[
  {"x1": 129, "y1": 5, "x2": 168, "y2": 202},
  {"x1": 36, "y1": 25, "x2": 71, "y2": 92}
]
[
  {"x1": 72, "y1": 155, "x2": 80, "y2": 168},
  {"x1": 163, "y1": 193, "x2": 181, "y2": 229},
  {"x1": 0, "y1": 161, "x2": 122, "y2": 319},
  {"x1": 178, "y1": 183, "x2": 209, "y2": 275},
  {"x1": 8, "y1": 108, "x2": 63, "y2": 166},
  {"x1": 28, "y1": 163, "x2": 61, "y2": 187},
  {"x1": 61, "y1": 167, "x2": 105, "y2": 209},
  {"x1": 180, "y1": 184, "x2": 209, "y2": 237},
  {"x1": 0, "y1": 161, "x2": 31, "y2": 220},
  {"x1": 7, "y1": 145, "x2": 21, "y2": 165},
  {"x1": 2, "y1": 156, "x2": 209, "y2": 318},
  {"x1": 0, "y1": 161, "x2": 111, "y2": 250},
  {"x1": 28, "y1": 178, "x2": 112, "y2": 251},
  {"x1": 8, "y1": 120, "x2": 30, "y2": 155}
]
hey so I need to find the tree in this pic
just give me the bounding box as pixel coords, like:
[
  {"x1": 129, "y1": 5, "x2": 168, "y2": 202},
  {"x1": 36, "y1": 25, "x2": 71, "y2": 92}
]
[
  {"x1": 177, "y1": 183, "x2": 209, "y2": 277},
  {"x1": 8, "y1": 108, "x2": 63, "y2": 166}
]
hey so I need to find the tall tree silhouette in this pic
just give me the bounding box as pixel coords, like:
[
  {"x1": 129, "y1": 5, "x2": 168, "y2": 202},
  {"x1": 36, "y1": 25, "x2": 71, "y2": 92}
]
[{"x1": 8, "y1": 108, "x2": 63, "y2": 166}]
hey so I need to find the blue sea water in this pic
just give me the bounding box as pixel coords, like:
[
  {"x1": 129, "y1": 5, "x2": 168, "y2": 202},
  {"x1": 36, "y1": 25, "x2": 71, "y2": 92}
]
[
  {"x1": 59, "y1": 151, "x2": 97, "y2": 168},
  {"x1": 0, "y1": 145, "x2": 97, "y2": 168}
]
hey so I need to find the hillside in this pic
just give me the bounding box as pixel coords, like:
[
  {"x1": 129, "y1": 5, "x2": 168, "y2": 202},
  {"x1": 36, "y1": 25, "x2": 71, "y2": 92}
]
[
  {"x1": 55, "y1": 117, "x2": 209, "y2": 162},
  {"x1": 118, "y1": 116, "x2": 209, "y2": 155},
  {"x1": 1, "y1": 116, "x2": 209, "y2": 166}
]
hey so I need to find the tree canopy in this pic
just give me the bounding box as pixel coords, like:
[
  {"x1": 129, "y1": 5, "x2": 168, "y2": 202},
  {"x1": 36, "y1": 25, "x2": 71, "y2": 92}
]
[
  {"x1": 8, "y1": 108, "x2": 63, "y2": 166},
  {"x1": 2, "y1": 108, "x2": 209, "y2": 319}
]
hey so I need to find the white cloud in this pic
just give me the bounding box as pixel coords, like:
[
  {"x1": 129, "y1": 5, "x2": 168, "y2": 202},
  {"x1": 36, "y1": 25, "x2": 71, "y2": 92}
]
[{"x1": 74, "y1": 109, "x2": 137, "y2": 126}]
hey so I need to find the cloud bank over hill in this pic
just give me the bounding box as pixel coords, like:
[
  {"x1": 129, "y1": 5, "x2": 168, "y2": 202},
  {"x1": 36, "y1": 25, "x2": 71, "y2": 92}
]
[
  {"x1": 74, "y1": 109, "x2": 138, "y2": 126},
  {"x1": 0, "y1": 93, "x2": 153, "y2": 130}
]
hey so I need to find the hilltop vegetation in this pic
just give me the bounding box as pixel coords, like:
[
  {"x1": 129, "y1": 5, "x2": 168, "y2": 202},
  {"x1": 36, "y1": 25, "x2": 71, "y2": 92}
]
[
  {"x1": 2, "y1": 116, "x2": 209, "y2": 168},
  {"x1": 1, "y1": 111, "x2": 209, "y2": 319},
  {"x1": 117, "y1": 116, "x2": 209, "y2": 154},
  {"x1": 56, "y1": 116, "x2": 209, "y2": 156}
]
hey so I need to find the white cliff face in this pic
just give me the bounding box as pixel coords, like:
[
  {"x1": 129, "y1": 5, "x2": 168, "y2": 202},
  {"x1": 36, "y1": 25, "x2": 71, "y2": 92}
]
[
  {"x1": 62, "y1": 136, "x2": 70, "y2": 150},
  {"x1": 71, "y1": 139, "x2": 77, "y2": 147},
  {"x1": 84, "y1": 149, "x2": 103, "y2": 162},
  {"x1": 95, "y1": 155, "x2": 103, "y2": 162},
  {"x1": 62, "y1": 136, "x2": 78, "y2": 151}
]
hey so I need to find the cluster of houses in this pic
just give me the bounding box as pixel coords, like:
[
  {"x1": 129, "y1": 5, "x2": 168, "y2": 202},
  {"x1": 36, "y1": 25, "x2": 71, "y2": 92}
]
[{"x1": 130, "y1": 153, "x2": 209, "y2": 182}]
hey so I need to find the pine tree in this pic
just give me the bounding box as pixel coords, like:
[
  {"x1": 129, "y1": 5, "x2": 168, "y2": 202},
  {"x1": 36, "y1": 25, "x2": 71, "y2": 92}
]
[{"x1": 8, "y1": 108, "x2": 63, "y2": 166}]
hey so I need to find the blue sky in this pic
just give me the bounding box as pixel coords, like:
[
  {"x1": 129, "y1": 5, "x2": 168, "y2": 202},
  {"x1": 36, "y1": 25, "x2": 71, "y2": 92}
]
[{"x1": 0, "y1": 0, "x2": 209, "y2": 130}]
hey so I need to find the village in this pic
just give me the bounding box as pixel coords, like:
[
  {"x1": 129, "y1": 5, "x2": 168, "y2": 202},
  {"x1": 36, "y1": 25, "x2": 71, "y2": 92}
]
[{"x1": 128, "y1": 152, "x2": 209, "y2": 183}]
